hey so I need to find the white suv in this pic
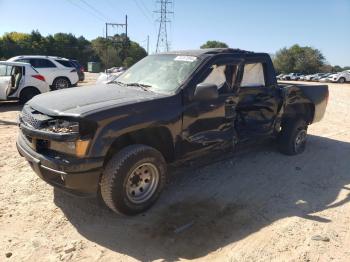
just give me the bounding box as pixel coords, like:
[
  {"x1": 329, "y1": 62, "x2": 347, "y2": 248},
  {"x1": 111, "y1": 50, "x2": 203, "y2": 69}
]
[
  {"x1": 0, "y1": 61, "x2": 50, "y2": 103},
  {"x1": 328, "y1": 70, "x2": 350, "y2": 83},
  {"x1": 7, "y1": 56, "x2": 79, "y2": 89}
]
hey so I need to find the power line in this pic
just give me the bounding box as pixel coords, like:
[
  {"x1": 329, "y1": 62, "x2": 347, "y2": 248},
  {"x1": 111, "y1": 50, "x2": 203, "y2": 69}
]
[
  {"x1": 65, "y1": 0, "x2": 105, "y2": 22},
  {"x1": 154, "y1": 0, "x2": 173, "y2": 53},
  {"x1": 79, "y1": 0, "x2": 110, "y2": 21},
  {"x1": 139, "y1": 0, "x2": 152, "y2": 14},
  {"x1": 132, "y1": 0, "x2": 153, "y2": 24}
]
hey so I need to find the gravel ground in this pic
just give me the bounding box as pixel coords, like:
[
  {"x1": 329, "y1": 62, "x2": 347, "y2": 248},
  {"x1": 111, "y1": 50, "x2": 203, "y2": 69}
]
[{"x1": 1, "y1": 76, "x2": 350, "y2": 261}]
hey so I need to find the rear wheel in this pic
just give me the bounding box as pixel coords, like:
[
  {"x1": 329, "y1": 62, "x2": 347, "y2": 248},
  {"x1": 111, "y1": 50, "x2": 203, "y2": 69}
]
[
  {"x1": 278, "y1": 119, "x2": 308, "y2": 155},
  {"x1": 338, "y1": 77, "x2": 346, "y2": 84},
  {"x1": 53, "y1": 77, "x2": 70, "y2": 89},
  {"x1": 19, "y1": 87, "x2": 40, "y2": 104},
  {"x1": 100, "y1": 144, "x2": 167, "y2": 215}
]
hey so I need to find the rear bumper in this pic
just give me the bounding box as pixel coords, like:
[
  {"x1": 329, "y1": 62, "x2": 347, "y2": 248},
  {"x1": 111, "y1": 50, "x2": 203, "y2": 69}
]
[
  {"x1": 16, "y1": 133, "x2": 104, "y2": 197},
  {"x1": 78, "y1": 72, "x2": 85, "y2": 81}
]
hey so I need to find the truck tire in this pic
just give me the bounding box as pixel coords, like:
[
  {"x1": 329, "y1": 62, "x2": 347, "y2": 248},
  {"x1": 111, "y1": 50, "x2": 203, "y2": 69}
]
[
  {"x1": 278, "y1": 119, "x2": 308, "y2": 155},
  {"x1": 338, "y1": 77, "x2": 346, "y2": 84},
  {"x1": 100, "y1": 144, "x2": 167, "y2": 215}
]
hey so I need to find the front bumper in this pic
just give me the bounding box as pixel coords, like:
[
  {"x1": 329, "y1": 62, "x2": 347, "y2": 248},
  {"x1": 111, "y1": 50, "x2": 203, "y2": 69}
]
[{"x1": 16, "y1": 133, "x2": 104, "y2": 197}]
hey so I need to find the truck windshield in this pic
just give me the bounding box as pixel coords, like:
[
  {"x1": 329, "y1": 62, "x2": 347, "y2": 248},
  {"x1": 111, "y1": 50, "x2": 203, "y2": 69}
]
[{"x1": 116, "y1": 54, "x2": 200, "y2": 94}]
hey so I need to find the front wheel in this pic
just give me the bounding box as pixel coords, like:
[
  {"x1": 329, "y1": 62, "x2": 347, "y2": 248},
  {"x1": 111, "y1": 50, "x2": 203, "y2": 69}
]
[
  {"x1": 278, "y1": 119, "x2": 308, "y2": 155},
  {"x1": 100, "y1": 144, "x2": 167, "y2": 215}
]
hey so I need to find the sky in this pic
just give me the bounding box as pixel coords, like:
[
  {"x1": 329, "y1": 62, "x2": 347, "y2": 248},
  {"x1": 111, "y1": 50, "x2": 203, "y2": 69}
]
[{"x1": 0, "y1": 0, "x2": 349, "y2": 66}]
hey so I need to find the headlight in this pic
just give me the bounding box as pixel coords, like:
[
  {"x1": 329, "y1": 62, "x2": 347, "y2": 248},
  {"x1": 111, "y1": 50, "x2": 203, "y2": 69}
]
[
  {"x1": 50, "y1": 139, "x2": 90, "y2": 157},
  {"x1": 42, "y1": 119, "x2": 96, "y2": 157},
  {"x1": 44, "y1": 119, "x2": 79, "y2": 133}
]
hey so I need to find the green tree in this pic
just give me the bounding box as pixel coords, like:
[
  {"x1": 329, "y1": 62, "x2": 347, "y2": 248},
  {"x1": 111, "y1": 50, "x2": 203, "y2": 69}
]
[
  {"x1": 200, "y1": 40, "x2": 228, "y2": 49},
  {"x1": 91, "y1": 35, "x2": 146, "y2": 69},
  {"x1": 0, "y1": 31, "x2": 147, "y2": 70},
  {"x1": 273, "y1": 44, "x2": 325, "y2": 74}
]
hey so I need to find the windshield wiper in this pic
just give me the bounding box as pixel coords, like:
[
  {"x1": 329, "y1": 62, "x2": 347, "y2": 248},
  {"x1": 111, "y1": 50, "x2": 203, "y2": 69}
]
[
  {"x1": 125, "y1": 82, "x2": 152, "y2": 91},
  {"x1": 108, "y1": 81, "x2": 152, "y2": 91},
  {"x1": 108, "y1": 80, "x2": 127, "y2": 86}
]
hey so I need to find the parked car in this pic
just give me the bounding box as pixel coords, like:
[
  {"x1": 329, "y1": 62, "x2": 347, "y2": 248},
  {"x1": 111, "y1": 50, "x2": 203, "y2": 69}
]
[
  {"x1": 299, "y1": 75, "x2": 306, "y2": 81},
  {"x1": 16, "y1": 48, "x2": 329, "y2": 215},
  {"x1": 327, "y1": 70, "x2": 350, "y2": 83},
  {"x1": 276, "y1": 74, "x2": 285, "y2": 80},
  {"x1": 315, "y1": 73, "x2": 333, "y2": 82},
  {"x1": 320, "y1": 73, "x2": 338, "y2": 83},
  {"x1": 0, "y1": 61, "x2": 50, "y2": 103},
  {"x1": 7, "y1": 56, "x2": 79, "y2": 89},
  {"x1": 303, "y1": 74, "x2": 313, "y2": 81},
  {"x1": 70, "y1": 59, "x2": 85, "y2": 82},
  {"x1": 312, "y1": 73, "x2": 327, "y2": 81},
  {"x1": 282, "y1": 73, "x2": 303, "y2": 80}
]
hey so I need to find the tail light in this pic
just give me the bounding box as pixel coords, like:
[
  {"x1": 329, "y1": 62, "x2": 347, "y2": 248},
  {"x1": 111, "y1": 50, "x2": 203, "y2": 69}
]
[
  {"x1": 70, "y1": 69, "x2": 77, "y2": 72},
  {"x1": 32, "y1": 75, "x2": 46, "y2": 82}
]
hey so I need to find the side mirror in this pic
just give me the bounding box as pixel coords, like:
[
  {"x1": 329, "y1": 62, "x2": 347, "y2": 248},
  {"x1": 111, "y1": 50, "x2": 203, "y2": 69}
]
[{"x1": 193, "y1": 83, "x2": 219, "y2": 101}]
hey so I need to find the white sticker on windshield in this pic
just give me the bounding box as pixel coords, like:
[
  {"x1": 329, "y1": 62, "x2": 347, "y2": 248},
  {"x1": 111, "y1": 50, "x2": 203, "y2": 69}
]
[{"x1": 174, "y1": 56, "x2": 197, "y2": 62}]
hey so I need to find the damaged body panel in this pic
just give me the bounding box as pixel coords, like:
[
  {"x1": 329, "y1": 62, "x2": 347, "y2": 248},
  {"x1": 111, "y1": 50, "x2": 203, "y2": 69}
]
[{"x1": 16, "y1": 48, "x2": 329, "y2": 203}]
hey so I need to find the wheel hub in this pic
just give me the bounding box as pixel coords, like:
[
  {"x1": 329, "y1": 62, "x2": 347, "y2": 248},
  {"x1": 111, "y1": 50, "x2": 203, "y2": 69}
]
[
  {"x1": 126, "y1": 163, "x2": 159, "y2": 204},
  {"x1": 295, "y1": 129, "x2": 307, "y2": 150},
  {"x1": 56, "y1": 79, "x2": 68, "y2": 89}
]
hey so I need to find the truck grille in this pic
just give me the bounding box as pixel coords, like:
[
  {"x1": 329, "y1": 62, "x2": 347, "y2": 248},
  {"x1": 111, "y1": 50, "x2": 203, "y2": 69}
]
[{"x1": 21, "y1": 105, "x2": 52, "y2": 129}]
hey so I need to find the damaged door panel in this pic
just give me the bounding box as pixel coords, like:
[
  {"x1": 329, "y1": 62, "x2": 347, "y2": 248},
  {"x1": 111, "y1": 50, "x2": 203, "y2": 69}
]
[
  {"x1": 236, "y1": 59, "x2": 283, "y2": 138},
  {"x1": 181, "y1": 57, "x2": 242, "y2": 158}
]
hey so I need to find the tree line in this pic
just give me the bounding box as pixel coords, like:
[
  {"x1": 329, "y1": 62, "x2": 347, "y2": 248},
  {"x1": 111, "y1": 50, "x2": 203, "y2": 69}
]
[
  {"x1": 1, "y1": 33, "x2": 348, "y2": 74},
  {"x1": 0, "y1": 30, "x2": 147, "y2": 69}
]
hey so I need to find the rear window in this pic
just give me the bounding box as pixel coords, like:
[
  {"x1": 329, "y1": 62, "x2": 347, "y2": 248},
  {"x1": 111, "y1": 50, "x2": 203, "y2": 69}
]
[
  {"x1": 30, "y1": 59, "x2": 56, "y2": 68},
  {"x1": 55, "y1": 60, "x2": 74, "y2": 68},
  {"x1": 241, "y1": 63, "x2": 266, "y2": 87}
]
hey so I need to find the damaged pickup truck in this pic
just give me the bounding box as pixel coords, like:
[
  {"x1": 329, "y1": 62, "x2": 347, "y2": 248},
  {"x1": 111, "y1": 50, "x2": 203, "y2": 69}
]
[{"x1": 17, "y1": 48, "x2": 329, "y2": 215}]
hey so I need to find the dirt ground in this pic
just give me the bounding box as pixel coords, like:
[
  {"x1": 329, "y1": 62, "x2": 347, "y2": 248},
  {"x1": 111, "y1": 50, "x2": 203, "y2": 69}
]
[{"x1": 1, "y1": 75, "x2": 350, "y2": 262}]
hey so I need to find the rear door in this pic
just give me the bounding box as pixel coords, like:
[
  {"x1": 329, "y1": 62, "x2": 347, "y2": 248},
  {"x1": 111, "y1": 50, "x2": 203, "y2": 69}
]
[
  {"x1": 236, "y1": 59, "x2": 282, "y2": 138},
  {"x1": 0, "y1": 64, "x2": 12, "y2": 100},
  {"x1": 29, "y1": 58, "x2": 57, "y2": 85}
]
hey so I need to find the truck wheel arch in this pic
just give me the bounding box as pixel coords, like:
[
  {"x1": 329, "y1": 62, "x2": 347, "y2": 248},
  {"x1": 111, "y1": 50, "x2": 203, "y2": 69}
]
[
  {"x1": 103, "y1": 126, "x2": 175, "y2": 166},
  {"x1": 283, "y1": 103, "x2": 315, "y2": 124}
]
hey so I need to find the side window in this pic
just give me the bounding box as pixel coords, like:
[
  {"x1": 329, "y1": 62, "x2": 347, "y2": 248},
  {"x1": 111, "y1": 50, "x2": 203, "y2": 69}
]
[
  {"x1": 202, "y1": 65, "x2": 227, "y2": 87},
  {"x1": 17, "y1": 59, "x2": 30, "y2": 63},
  {"x1": 30, "y1": 59, "x2": 56, "y2": 68},
  {"x1": 241, "y1": 63, "x2": 265, "y2": 87},
  {"x1": 55, "y1": 60, "x2": 74, "y2": 68}
]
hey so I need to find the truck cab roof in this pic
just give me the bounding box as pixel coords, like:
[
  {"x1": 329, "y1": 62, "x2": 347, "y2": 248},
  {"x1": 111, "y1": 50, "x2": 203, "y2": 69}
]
[{"x1": 159, "y1": 48, "x2": 271, "y2": 59}]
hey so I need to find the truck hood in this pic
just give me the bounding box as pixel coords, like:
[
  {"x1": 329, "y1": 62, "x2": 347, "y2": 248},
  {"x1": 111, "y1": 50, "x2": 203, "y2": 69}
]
[{"x1": 28, "y1": 84, "x2": 166, "y2": 117}]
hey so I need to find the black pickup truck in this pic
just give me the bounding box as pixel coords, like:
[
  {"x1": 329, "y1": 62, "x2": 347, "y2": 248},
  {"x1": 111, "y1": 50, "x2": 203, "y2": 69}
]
[{"x1": 16, "y1": 48, "x2": 329, "y2": 215}]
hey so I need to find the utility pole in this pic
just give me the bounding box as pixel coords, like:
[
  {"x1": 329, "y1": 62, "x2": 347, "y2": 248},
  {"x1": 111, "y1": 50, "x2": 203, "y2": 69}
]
[
  {"x1": 105, "y1": 15, "x2": 128, "y2": 70},
  {"x1": 154, "y1": 0, "x2": 173, "y2": 53},
  {"x1": 147, "y1": 35, "x2": 150, "y2": 54}
]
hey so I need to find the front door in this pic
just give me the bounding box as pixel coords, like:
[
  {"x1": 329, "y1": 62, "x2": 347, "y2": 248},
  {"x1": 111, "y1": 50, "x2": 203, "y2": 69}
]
[
  {"x1": 236, "y1": 60, "x2": 282, "y2": 138},
  {"x1": 180, "y1": 57, "x2": 241, "y2": 159}
]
